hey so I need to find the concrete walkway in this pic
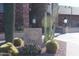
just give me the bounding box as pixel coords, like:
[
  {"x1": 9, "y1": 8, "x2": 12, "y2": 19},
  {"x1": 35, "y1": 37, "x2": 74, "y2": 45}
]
[{"x1": 55, "y1": 33, "x2": 79, "y2": 56}]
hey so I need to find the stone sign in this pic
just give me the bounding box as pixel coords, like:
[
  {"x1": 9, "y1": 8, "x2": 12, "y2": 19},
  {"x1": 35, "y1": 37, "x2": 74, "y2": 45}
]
[{"x1": 24, "y1": 28, "x2": 42, "y2": 46}]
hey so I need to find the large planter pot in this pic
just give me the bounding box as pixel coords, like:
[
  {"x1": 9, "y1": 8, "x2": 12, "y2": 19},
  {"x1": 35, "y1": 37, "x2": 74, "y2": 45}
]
[{"x1": 46, "y1": 40, "x2": 59, "y2": 54}]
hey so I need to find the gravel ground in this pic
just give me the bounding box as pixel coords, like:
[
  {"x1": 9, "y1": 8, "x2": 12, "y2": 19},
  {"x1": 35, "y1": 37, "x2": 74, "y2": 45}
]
[
  {"x1": 55, "y1": 40, "x2": 66, "y2": 56},
  {"x1": 0, "y1": 40, "x2": 66, "y2": 56},
  {"x1": 0, "y1": 33, "x2": 66, "y2": 56}
]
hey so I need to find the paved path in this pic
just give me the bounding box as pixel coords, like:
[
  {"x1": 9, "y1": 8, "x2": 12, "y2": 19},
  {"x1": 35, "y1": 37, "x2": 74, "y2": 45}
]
[{"x1": 55, "y1": 33, "x2": 79, "y2": 56}]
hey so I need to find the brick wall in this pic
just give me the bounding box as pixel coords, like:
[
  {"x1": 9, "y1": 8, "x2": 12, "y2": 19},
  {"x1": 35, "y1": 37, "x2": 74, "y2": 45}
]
[
  {"x1": 23, "y1": 3, "x2": 29, "y2": 28},
  {"x1": 15, "y1": 4, "x2": 24, "y2": 31},
  {"x1": 15, "y1": 3, "x2": 29, "y2": 31}
]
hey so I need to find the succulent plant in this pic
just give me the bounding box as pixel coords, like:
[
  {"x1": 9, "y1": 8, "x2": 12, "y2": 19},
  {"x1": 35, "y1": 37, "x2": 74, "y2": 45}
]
[{"x1": 24, "y1": 40, "x2": 41, "y2": 56}]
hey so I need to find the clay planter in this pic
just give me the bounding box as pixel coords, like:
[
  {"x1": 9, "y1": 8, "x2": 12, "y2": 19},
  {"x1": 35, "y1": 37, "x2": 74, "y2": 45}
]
[{"x1": 46, "y1": 40, "x2": 59, "y2": 54}]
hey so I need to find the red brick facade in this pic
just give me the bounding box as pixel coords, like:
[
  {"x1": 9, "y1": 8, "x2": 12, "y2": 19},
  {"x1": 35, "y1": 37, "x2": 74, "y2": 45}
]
[
  {"x1": 15, "y1": 4, "x2": 24, "y2": 31},
  {"x1": 23, "y1": 3, "x2": 29, "y2": 28},
  {"x1": 15, "y1": 3, "x2": 29, "y2": 30}
]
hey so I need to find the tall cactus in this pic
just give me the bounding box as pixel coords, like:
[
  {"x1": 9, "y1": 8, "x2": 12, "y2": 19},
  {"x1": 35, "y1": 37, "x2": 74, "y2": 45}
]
[
  {"x1": 43, "y1": 3, "x2": 59, "y2": 54},
  {"x1": 43, "y1": 3, "x2": 59, "y2": 43},
  {"x1": 43, "y1": 4, "x2": 54, "y2": 43}
]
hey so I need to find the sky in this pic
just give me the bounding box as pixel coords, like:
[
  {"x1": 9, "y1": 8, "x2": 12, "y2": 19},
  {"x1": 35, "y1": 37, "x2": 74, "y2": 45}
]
[
  {"x1": 59, "y1": 3, "x2": 79, "y2": 7},
  {"x1": 0, "y1": 0, "x2": 79, "y2": 7},
  {"x1": 57, "y1": 0, "x2": 79, "y2": 7}
]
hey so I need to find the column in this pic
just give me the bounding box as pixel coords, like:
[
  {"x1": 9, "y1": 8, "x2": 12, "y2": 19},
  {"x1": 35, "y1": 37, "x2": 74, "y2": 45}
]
[{"x1": 4, "y1": 3, "x2": 14, "y2": 42}]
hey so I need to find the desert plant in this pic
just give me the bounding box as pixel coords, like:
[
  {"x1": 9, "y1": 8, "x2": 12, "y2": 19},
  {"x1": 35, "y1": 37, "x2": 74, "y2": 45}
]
[
  {"x1": 0, "y1": 42, "x2": 19, "y2": 56},
  {"x1": 24, "y1": 40, "x2": 41, "y2": 56},
  {"x1": 24, "y1": 45, "x2": 41, "y2": 56},
  {"x1": 43, "y1": 9, "x2": 59, "y2": 54}
]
